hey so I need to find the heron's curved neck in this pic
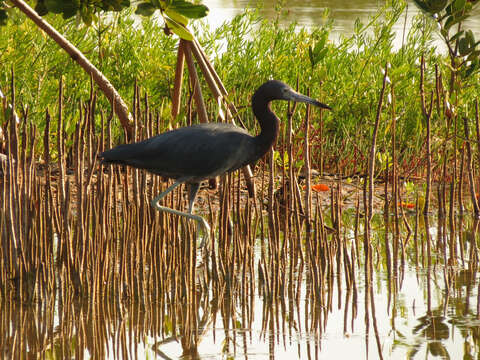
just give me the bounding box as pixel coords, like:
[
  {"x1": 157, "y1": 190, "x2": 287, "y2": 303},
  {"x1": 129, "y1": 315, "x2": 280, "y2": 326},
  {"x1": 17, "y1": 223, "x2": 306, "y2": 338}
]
[{"x1": 252, "y1": 96, "x2": 279, "y2": 155}]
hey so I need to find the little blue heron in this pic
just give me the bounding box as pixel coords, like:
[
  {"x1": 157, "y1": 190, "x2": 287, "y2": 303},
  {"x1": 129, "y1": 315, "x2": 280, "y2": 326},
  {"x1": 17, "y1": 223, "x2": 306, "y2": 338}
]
[{"x1": 100, "y1": 80, "x2": 331, "y2": 237}]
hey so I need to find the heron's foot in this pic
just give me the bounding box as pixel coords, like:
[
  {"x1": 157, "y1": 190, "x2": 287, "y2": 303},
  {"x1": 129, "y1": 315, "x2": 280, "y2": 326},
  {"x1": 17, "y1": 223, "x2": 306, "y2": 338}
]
[
  {"x1": 151, "y1": 198, "x2": 160, "y2": 210},
  {"x1": 149, "y1": 200, "x2": 211, "y2": 249}
]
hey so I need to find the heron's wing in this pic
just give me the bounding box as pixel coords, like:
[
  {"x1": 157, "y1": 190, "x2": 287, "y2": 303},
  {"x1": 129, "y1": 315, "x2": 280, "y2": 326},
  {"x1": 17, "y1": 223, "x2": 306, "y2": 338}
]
[{"x1": 101, "y1": 123, "x2": 256, "y2": 180}]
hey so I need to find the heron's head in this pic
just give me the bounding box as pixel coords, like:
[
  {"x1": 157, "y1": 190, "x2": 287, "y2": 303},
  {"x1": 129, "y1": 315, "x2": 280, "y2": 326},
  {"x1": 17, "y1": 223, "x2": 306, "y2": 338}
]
[{"x1": 256, "y1": 80, "x2": 331, "y2": 110}]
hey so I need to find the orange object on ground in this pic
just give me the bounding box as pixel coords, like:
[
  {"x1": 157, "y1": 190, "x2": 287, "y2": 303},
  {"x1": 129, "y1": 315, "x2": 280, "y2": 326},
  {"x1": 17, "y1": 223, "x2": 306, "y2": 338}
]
[
  {"x1": 311, "y1": 184, "x2": 330, "y2": 192},
  {"x1": 401, "y1": 202, "x2": 415, "y2": 209}
]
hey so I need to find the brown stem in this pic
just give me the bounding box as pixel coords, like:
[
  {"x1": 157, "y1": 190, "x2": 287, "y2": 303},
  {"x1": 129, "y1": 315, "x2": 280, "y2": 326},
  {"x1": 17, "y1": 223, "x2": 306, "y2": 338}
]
[
  {"x1": 183, "y1": 41, "x2": 208, "y2": 124},
  {"x1": 462, "y1": 117, "x2": 480, "y2": 216},
  {"x1": 420, "y1": 56, "x2": 434, "y2": 215},
  {"x1": 367, "y1": 63, "x2": 388, "y2": 222},
  {"x1": 189, "y1": 40, "x2": 223, "y2": 102},
  {"x1": 304, "y1": 92, "x2": 312, "y2": 227},
  {"x1": 475, "y1": 99, "x2": 480, "y2": 188},
  {"x1": 171, "y1": 41, "x2": 186, "y2": 120}
]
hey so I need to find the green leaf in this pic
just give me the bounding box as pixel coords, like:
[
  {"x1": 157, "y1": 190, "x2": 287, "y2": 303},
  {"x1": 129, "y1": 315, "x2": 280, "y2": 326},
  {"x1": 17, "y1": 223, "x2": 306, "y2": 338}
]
[
  {"x1": 34, "y1": 0, "x2": 48, "y2": 16},
  {"x1": 0, "y1": 9, "x2": 6, "y2": 25},
  {"x1": 61, "y1": 5, "x2": 79, "y2": 18},
  {"x1": 272, "y1": 150, "x2": 280, "y2": 162},
  {"x1": 163, "y1": 315, "x2": 173, "y2": 334},
  {"x1": 466, "y1": 29, "x2": 475, "y2": 47},
  {"x1": 52, "y1": 0, "x2": 80, "y2": 18},
  {"x1": 308, "y1": 45, "x2": 314, "y2": 67},
  {"x1": 413, "y1": 0, "x2": 447, "y2": 13},
  {"x1": 452, "y1": 0, "x2": 466, "y2": 13},
  {"x1": 283, "y1": 151, "x2": 289, "y2": 166},
  {"x1": 467, "y1": 50, "x2": 480, "y2": 61},
  {"x1": 136, "y1": 2, "x2": 157, "y2": 16},
  {"x1": 429, "y1": 0, "x2": 448, "y2": 12},
  {"x1": 444, "y1": 15, "x2": 454, "y2": 30},
  {"x1": 445, "y1": 0, "x2": 464, "y2": 15},
  {"x1": 459, "y1": 37, "x2": 471, "y2": 56},
  {"x1": 105, "y1": 0, "x2": 130, "y2": 11},
  {"x1": 168, "y1": 0, "x2": 209, "y2": 19},
  {"x1": 465, "y1": 59, "x2": 479, "y2": 77},
  {"x1": 445, "y1": 2, "x2": 452, "y2": 15},
  {"x1": 44, "y1": 0, "x2": 63, "y2": 13},
  {"x1": 444, "y1": 14, "x2": 468, "y2": 31},
  {"x1": 80, "y1": 7, "x2": 94, "y2": 26},
  {"x1": 317, "y1": 47, "x2": 328, "y2": 61},
  {"x1": 165, "y1": 8, "x2": 188, "y2": 26},
  {"x1": 164, "y1": 17, "x2": 193, "y2": 40},
  {"x1": 447, "y1": 30, "x2": 464, "y2": 43},
  {"x1": 45, "y1": 0, "x2": 80, "y2": 18},
  {"x1": 295, "y1": 159, "x2": 305, "y2": 170},
  {"x1": 412, "y1": 0, "x2": 430, "y2": 13},
  {"x1": 115, "y1": 0, "x2": 131, "y2": 11},
  {"x1": 353, "y1": 18, "x2": 363, "y2": 34},
  {"x1": 317, "y1": 33, "x2": 327, "y2": 49}
]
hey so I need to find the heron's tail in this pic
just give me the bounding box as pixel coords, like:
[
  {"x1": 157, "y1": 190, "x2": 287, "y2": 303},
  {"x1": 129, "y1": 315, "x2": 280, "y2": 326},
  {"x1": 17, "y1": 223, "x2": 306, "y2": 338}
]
[{"x1": 99, "y1": 144, "x2": 134, "y2": 165}]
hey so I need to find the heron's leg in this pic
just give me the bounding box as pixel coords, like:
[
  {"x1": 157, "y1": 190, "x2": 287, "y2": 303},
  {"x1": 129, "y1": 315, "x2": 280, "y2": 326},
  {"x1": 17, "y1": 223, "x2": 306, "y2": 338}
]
[
  {"x1": 186, "y1": 182, "x2": 211, "y2": 248},
  {"x1": 150, "y1": 179, "x2": 210, "y2": 242},
  {"x1": 151, "y1": 179, "x2": 185, "y2": 207}
]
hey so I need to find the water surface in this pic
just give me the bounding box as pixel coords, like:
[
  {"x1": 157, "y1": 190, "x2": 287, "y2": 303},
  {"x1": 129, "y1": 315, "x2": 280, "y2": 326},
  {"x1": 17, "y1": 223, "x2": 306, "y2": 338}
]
[
  {"x1": 204, "y1": 0, "x2": 480, "y2": 47},
  {"x1": 3, "y1": 213, "x2": 480, "y2": 359}
]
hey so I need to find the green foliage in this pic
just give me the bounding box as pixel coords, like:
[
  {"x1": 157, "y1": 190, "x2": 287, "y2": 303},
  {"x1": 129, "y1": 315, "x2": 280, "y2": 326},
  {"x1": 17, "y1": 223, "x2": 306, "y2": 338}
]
[
  {"x1": 135, "y1": 2, "x2": 156, "y2": 16},
  {"x1": 0, "y1": 0, "x2": 131, "y2": 26},
  {"x1": 0, "y1": 7, "x2": 176, "y2": 138},
  {"x1": 35, "y1": 0, "x2": 81, "y2": 18},
  {"x1": 413, "y1": 0, "x2": 480, "y2": 78},
  {"x1": 1, "y1": 2, "x2": 480, "y2": 173},
  {"x1": 0, "y1": 9, "x2": 7, "y2": 25},
  {"x1": 168, "y1": 0, "x2": 208, "y2": 19},
  {"x1": 413, "y1": 0, "x2": 449, "y2": 13},
  {"x1": 308, "y1": 12, "x2": 330, "y2": 71},
  {"x1": 36, "y1": 0, "x2": 130, "y2": 23},
  {"x1": 1, "y1": 0, "x2": 207, "y2": 30},
  {"x1": 135, "y1": 0, "x2": 208, "y2": 40}
]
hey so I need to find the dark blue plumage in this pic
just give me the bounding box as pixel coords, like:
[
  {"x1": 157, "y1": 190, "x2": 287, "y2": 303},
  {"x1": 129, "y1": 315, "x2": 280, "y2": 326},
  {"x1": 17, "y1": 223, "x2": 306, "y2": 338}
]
[
  {"x1": 100, "y1": 80, "x2": 331, "y2": 236},
  {"x1": 101, "y1": 123, "x2": 256, "y2": 182}
]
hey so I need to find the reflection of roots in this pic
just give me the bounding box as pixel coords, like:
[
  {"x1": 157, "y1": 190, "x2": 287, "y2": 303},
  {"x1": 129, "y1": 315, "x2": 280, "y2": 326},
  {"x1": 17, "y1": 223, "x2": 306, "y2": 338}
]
[
  {"x1": 273, "y1": 180, "x2": 335, "y2": 234},
  {"x1": 406, "y1": 311, "x2": 450, "y2": 359}
]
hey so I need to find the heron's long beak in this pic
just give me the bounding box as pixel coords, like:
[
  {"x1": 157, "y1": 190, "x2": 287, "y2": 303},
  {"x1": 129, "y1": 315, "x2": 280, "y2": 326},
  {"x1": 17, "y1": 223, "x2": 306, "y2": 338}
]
[{"x1": 290, "y1": 90, "x2": 332, "y2": 110}]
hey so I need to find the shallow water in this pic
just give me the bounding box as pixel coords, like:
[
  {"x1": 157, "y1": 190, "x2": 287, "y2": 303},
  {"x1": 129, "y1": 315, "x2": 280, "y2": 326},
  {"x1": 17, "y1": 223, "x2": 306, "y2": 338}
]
[
  {"x1": 203, "y1": 0, "x2": 480, "y2": 48},
  {"x1": 3, "y1": 213, "x2": 479, "y2": 359}
]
